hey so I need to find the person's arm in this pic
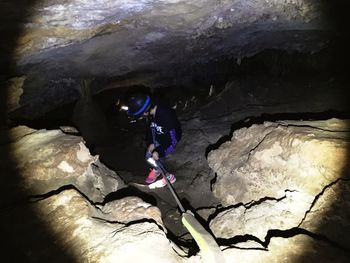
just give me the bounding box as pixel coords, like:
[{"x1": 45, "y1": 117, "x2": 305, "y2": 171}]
[
  {"x1": 154, "y1": 128, "x2": 179, "y2": 157},
  {"x1": 153, "y1": 107, "x2": 181, "y2": 158}
]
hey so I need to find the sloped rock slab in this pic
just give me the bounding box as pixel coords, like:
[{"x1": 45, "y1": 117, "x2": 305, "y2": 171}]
[
  {"x1": 208, "y1": 118, "x2": 350, "y2": 261},
  {"x1": 1, "y1": 189, "x2": 183, "y2": 262},
  {"x1": 6, "y1": 126, "x2": 125, "y2": 203}
]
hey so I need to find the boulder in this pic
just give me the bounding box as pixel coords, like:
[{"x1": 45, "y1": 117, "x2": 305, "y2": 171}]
[
  {"x1": 6, "y1": 126, "x2": 124, "y2": 203},
  {"x1": 208, "y1": 118, "x2": 350, "y2": 261}
]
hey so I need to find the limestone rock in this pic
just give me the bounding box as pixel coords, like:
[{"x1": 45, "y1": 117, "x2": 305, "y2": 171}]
[
  {"x1": 208, "y1": 118, "x2": 350, "y2": 260},
  {"x1": 222, "y1": 235, "x2": 349, "y2": 263},
  {"x1": 299, "y1": 178, "x2": 350, "y2": 250},
  {"x1": 15, "y1": 0, "x2": 321, "y2": 58},
  {"x1": 5, "y1": 0, "x2": 327, "y2": 119},
  {"x1": 6, "y1": 126, "x2": 125, "y2": 202},
  {"x1": 2, "y1": 189, "x2": 183, "y2": 263},
  {"x1": 99, "y1": 196, "x2": 164, "y2": 229},
  {"x1": 5, "y1": 76, "x2": 25, "y2": 112},
  {"x1": 210, "y1": 191, "x2": 314, "y2": 240},
  {"x1": 208, "y1": 118, "x2": 350, "y2": 205}
]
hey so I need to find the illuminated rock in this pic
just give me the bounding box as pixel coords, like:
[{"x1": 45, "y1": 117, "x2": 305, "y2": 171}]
[
  {"x1": 208, "y1": 118, "x2": 350, "y2": 260},
  {"x1": 9, "y1": 126, "x2": 125, "y2": 202}
]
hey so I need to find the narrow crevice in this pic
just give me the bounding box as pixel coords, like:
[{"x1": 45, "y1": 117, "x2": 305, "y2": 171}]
[
  {"x1": 29, "y1": 184, "x2": 198, "y2": 255},
  {"x1": 217, "y1": 234, "x2": 265, "y2": 248},
  {"x1": 207, "y1": 189, "x2": 296, "y2": 224},
  {"x1": 92, "y1": 216, "x2": 166, "y2": 235},
  {"x1": 244, "y1": 189, "x2": 298, "y2": 209},
  {"x1": 263, "y1": 227, "x2": 350, "y2": 252},
  {"x1": 247, "y1": 129, "x2": 274, "y2": 160},
  {"x1": 218, "y1": 227, "x2": 349, "y2": 253},
  {"x1": 205, "y1": 110, "x2": 350, "y2": 157},
  {"x1": 209, "y1": 172, "x2": 217, "y2": 191},
  {"x1": 297, "y1": 177, "x2": 350, "y2": 227},
  {"x1": 28, "y1": 184, "x2": 158, "y2": 215},
  {"x1": 29, "y1": 184, "x2": 104, "y2": 208},
  {"x1": 167, "y1": 230, "x2": 199, "y2": 257},
  {"x1": 222, "y1": 245, "x2": 268, "y2": 251},
  {"x1": 195, "y1": 204, "x2": 220, "y2": 212},
  {"x1": 102, "y1": 186, "x2": 158, "y2": 207},
  {"x1": 276, "y1": 122, "x2": 350, "y2": 133},
  {"x1": 207, "y1": 202, "x2": 245, "y2": 224}
]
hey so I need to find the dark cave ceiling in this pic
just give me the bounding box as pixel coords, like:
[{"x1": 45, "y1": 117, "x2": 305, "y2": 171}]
[{"x1": 0, "y1": 0, "x2": 348, "y2": 122}]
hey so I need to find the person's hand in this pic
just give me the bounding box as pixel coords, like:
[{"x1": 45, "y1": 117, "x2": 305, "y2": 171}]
[
  {"x1": 147, "y1": 144, "x2": 155, "y2": 153},
  {"x1": 152, "y1": 151, "x2": 159, "y2": 161}
]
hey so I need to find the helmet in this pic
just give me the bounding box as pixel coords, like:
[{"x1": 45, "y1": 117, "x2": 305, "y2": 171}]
[{"x1": 127, "y1": 94, "x2": 151, "y2": 118}]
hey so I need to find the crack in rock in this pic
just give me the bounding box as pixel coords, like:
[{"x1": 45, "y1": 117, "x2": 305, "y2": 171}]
[
  {"x1": 247, "y1": 129, "x2": 275, "y2": 160},
  {"x1": 207, "y1": 189, "x2": 296, "y2": 224},
  {"x1": 244, "y1": 189, "x2": 298, "y2": 209},
  {"x1": 29, "y1": 183, "x2": 99, "y2": 207},
  {"x1": 263, "y1": 227, "x2": 349, "y2": 252},
  {"x1": 297, "y1": 177, "x2": 350, "y2": 227},
  {"x1": 218, "y1": 226, "x2": 349, "y2": 253},
  {"x1": 90, "y1": 217, "x2": 166, "y2": 236}
]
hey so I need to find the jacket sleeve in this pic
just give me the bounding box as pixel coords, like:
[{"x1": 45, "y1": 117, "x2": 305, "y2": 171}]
[
  {"x1": 154, "y1": 128, "x2": 180, "y2": 157},
  {"x1": 153, "y1": 107, "x2": 181, "y2": 157}
]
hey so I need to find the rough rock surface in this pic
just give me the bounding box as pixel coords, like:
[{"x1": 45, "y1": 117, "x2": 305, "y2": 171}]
[
  {"x1": 2, "y1": 189, "x2": 183, "y2": 263},
  {"x1": 6, "y1": 126, "x2": 124, "y2": 203},
  {"x1": 2, "y1": 118, "x2": 350, "y2": 262},
  {"x1": 208, "y1": 118, "x2": 349, "y2": 205},
  {"x1": 0, "y1": 126, "x2": 188, "y2": 262},
  {"x1": 222, "y1": 235, "x2": 349, "y2": 263},
  {"x1": 15, "y1": 0, "x2": 322, "y2": 59},
  {"x1": 207, "y1": 118, "x2": 350, "y2": 262},
  {"x1": 3, "y1": 0, "x2": 328, "y2": 118}
]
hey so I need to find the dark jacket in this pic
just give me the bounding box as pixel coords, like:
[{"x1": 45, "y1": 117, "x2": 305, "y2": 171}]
[{"x1": 146, "y1": 103, "x2": 182, "y2": 158}]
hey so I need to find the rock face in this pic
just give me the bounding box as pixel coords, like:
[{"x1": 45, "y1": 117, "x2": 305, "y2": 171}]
[
  {"x1": 7, "y1": 126, "x2": 123, "y2": 202},
  {"x1": 2, "y1": 118, "x2": 350, "y2": 262},
  {"x1": 3, "y1": 188, "x2": 182, "y2": 263},
  {"x1": 207, "y1": 118, "x2": 350, "y2": 262},
  {"x1": 0, "y1": 126, "x2": 187, "y2": 262},
  {"x1": 16, "y1": 0, "x2": 322, "y2": 59},
  {"x1": 72, "y1": 79, "x2": 111, "y2": 146},
  {"x1": 3, "y1": 0, "x2": 329, "y2": 119}
]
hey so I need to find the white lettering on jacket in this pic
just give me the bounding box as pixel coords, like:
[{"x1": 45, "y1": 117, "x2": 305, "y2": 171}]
[{"x1": 150, "y1": 122, "x2": 164, "y2": 134}]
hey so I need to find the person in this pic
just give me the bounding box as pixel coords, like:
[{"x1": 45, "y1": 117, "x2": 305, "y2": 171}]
[{"x1": 126, "y1": 94, "x2": 182, "y2": 186}]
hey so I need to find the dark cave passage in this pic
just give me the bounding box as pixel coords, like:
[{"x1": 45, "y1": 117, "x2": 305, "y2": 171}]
[{"x1": 1, "y1": 0, "x2": 350, "y2": 262}]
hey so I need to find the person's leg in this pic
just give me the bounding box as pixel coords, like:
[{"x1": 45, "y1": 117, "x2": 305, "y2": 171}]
[{"x1": 157, "y1": 157, "x2": 176, "y2": 185}]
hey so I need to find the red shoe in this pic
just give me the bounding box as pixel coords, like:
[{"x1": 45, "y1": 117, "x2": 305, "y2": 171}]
[
  {"x1": 145, "y1": 168, "x2": 160, "y2": 184},
  {"x1": 161, "y1": 173, "x2": 176, "y2": 186},
  {"x1": 148, "y1": 173, "x2": 177, "y2": 189}
]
